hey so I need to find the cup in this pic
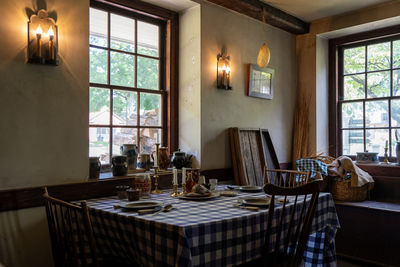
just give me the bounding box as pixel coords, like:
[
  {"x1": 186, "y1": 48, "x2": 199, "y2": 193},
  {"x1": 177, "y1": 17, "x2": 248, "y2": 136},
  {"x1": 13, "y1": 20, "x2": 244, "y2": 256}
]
[
  {"x1": 127, "y1": 188, "x2": 141, "y2": 201},
  {"x1": 209, "y1": 179, "x2": 218, "y2": 191},
  {"x1": 116, "y1": 185, "x2": 130, "y2": 199},
  {"x1": 198, "y1": 176, "x2": 206, "y2": 185}
]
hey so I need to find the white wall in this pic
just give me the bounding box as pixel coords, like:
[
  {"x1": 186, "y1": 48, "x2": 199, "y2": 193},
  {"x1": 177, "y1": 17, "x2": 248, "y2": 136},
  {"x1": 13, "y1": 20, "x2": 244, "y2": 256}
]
[
  {"x1": 0, "y1": 0, "x2": 89, "y2": 266},
  {"x1": 179, "y1": 5, "x2": 202, "y2": 168},
  {"x1": 199, "y1": 1, "x2": 297, "y2": 169}
]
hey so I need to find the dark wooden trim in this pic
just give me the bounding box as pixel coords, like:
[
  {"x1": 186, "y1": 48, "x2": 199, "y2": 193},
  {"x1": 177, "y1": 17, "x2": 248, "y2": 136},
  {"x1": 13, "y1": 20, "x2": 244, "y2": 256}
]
[
  {"x1": 329, "y1": 25, "x2": 400, "y2": 157},
  {"x1": 93, "y1": 0, "x2": 176, "y2": 20},
  {"x1": 0, "y1": 168, "x2": 232, "y2": 212},
  {"x1": 205, "y1": 0, "x2": 309, "y2": 34},
  {"x1": 166, "y1": 14, "x2": 179, "y2": 152}
]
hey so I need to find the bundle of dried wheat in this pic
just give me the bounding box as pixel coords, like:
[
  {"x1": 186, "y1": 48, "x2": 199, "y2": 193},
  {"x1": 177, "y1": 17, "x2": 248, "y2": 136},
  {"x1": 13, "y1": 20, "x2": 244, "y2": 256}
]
[{"x1": 292, "y1": 95, "x2": 310, "y2": 166}]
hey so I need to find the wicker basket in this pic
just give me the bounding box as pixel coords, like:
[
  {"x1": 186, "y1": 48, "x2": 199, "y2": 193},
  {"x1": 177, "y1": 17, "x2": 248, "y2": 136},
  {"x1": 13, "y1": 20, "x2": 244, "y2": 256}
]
[{"x1": 331, "y1": 179, "x2": 369, "y2": 201}]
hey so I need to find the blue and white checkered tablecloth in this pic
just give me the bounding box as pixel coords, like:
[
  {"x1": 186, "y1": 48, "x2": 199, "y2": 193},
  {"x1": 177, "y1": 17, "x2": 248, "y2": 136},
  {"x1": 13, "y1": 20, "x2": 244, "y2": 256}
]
[{"x1": 84, "y1": 186, "x2": 340, "y2": 267}]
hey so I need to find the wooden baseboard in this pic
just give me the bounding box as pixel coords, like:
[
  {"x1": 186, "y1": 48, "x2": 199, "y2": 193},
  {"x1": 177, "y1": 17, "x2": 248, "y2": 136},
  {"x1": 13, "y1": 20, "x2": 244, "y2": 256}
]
[{"x1": 0, "y1": 168, "x2": 233, "y2": 212}]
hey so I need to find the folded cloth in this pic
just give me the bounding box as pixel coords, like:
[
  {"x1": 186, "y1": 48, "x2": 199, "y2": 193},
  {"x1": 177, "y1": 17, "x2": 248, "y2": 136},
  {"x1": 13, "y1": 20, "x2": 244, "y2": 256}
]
[
  {"x1": 327, "y1": 156, "x2": 374, "y2": 189},
  {"x1": 296, "y1": 159, "x2": 328, "y2": 178}
]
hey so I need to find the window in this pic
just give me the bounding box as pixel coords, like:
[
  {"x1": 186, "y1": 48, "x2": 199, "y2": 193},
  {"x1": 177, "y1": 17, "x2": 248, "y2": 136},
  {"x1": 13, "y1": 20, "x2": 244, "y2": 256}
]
[
  {"x1": 89, "y1": 6, "x2": 167, "y2": 164},
  {"x1": 338, "y1": 36, "x2": 400, "y2": 157}
]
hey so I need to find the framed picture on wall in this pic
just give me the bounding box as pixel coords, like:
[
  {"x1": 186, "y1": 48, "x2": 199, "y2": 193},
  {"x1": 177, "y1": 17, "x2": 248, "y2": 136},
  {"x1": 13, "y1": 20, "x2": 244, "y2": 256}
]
[{"x1": 247, "y1": 64, "x2": 274, "y2": 99}]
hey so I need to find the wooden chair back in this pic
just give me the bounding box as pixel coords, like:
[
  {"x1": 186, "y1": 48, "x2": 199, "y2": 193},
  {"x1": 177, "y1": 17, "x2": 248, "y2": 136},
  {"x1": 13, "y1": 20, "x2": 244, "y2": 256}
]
[
  {"x1": 43, "y1": 187, "x2": 98, "y2": 267},
  {"x1": 264, "y1": 168, "x2": 310, "y2": 187},
  {"x1": 263, "y1": 180, "x2": 322, "y2": 267}
]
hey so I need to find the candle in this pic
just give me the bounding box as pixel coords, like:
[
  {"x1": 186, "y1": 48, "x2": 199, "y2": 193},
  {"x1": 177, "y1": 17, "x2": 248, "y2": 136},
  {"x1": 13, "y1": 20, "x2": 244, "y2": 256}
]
[
  {"x1": 154, "y1": 144, "x2": 159, "y2": 168},
  {"x1": 173, "y1": 167, "x2": 178, "y2": 185},
  {"x1": 182, "y1": 167, "x2": 186, "y2": 184},
  {"x1": 35, "y1": 25, "x2": 43, "y2": 58},
  {"x1": 48, "y1": 26, "x2": 54, "y2": 60},
  {"x1": 226, "y1": 66, "x2": 231, "y2": 88},
  {"x1": 385, "y1": 140, "x2": 388, "y2": 149},
  {"x1": 221, "y1": 65, "x2": 226, "y2": 87}
]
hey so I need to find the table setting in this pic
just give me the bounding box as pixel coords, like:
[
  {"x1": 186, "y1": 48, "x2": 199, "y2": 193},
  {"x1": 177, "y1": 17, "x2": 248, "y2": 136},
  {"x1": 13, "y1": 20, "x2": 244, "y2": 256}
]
[{"x1": 83, "y1": 173, "x2": 340, "y2": 267}]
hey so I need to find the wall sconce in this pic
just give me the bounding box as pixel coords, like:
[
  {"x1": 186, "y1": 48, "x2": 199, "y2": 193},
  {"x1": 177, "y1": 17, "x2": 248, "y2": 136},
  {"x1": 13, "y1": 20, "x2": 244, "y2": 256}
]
[
  {"x1": 217, "y1": 52, "x2": 232, "y2": 90},
  {"x1": 28, "y1": 9, "x2": 58, "y2": 65}
]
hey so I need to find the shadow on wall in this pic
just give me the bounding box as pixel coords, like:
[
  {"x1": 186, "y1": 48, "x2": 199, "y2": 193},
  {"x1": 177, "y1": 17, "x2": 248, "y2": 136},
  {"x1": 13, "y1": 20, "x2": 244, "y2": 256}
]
[
  {"x1": 0, "y1": 207, "x2": 53, "y2": 267},
  {"x1": 26, "y1": 0, "x2": 57, "y2": 22}
]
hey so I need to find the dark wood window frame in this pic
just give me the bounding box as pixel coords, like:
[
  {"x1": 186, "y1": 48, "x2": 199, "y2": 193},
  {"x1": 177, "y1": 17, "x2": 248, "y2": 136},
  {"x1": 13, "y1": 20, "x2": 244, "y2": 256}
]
[
  {"x1": 329, "y1": 25, "x2": 400, "y2": 160},
  {"x1": 90, "y1": 0, "x2": 179, "y2": 162}
]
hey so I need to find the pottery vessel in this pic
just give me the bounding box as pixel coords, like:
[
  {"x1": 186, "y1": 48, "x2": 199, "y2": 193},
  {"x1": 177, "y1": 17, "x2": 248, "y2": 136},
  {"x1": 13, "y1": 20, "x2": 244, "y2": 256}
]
[
  {"x1": 120, "y1": 144, "x2": 138, "y2": 170},
  {"x1": 158, "y1": 147, "x2": 171, "y2": 170},
  {"x1": 137, "y1": 153, "x2": 151, "y2": 171},
  {"x1": 171, "y1": 150, "x2": 186, "y2": 169},
  {"x1": 89, "y1": 157, "x2": 101, "y2": 179},
  {"x1": 112, "y1": 155, "x2": 128, "y2": 176},
  {"x1": 396, "y1": 142, "x2": 400, "y2": 165},
  {"x1": 134, "y1": 174, "x2": 152, "y2": 196}
]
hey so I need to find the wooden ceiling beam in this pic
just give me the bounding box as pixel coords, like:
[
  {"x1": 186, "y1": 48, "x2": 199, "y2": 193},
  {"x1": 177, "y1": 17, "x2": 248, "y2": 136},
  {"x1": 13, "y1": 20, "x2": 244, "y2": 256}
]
[{"x1": 206, "y1": 0, "x2": 309, "y2": 35}]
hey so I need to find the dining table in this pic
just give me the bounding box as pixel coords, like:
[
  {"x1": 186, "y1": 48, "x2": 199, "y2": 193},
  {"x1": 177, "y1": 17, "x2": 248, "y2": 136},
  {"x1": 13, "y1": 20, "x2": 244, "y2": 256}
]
[{"x1": 83, "y1": 185, "x2": 340, "y2": 267}]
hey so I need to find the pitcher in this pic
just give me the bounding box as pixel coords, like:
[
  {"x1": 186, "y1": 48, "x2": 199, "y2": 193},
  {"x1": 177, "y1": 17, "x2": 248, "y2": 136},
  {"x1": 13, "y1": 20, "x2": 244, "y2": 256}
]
[{"x1": 120, "y1": 144, "x2": 138, "y2": 170}]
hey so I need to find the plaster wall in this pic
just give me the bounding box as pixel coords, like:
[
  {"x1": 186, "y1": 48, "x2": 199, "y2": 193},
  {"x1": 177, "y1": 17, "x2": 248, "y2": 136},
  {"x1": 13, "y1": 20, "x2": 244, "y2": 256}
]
[
  {"x1": 199, "y1": 1, "x2": 297, "y2": 169},
  {"x1": 179, "y1": 5, "x2": 201, "y2": 167},
  {"x1": 0, "y1": 0, "x2": 89, "y2": 266}
]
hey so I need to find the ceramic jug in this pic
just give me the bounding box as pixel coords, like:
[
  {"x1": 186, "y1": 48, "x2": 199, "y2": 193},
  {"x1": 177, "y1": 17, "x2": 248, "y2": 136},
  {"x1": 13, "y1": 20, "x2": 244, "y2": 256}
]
[
  {"x1": 112, "y1": 155, "x2": 128, "y2": 176},
  {"x1": 157, "y1": 147, "x2": 171, "y2": 170},
  {"x1": 396, "y1": 142, "x2": 400, "y2": 165},
  {"x1": 120, "y1": 144, "x2": 138, "y2": 170},
  {"x1": 89, "y1": 157, "x2": 101, "y2": 179},
  {"x1": 171, "y1": 149, "x2": 186, "y2": 169},
  {"x1": 137, "y1": 153, "x2": 151, "y2": 171}
]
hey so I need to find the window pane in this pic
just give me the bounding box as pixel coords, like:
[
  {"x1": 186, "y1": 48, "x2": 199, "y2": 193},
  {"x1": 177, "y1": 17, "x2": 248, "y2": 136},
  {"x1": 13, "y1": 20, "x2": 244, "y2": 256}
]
[
  {"x1": 366, "y1": 129, "x2": 389, "y2": 156},
  {"x1": 367, "y1": 71, "x2": 390, "y2": 98},
  {"x1": 344, "y1": 46, "x2": 365, "y2": 74},
  {"x1": 113, "y1": 90, "x2": 137, "y2": 126},
  {"x1": 342, "y1": 102, "x2": 363, "y2": 128},
  {"x1": 90, "y1": 48, "x2": 108, "y2": 84},
  {"x1": 393, "y1": 40, "x2": 400, "y2": 68},
  {"x1": 343, "y1": 74, "x2": 364, "y2": 100},
  {"x1": 393, "y1": 69, "x2": 400, "y2": 96},
  {"x1": 365, "y1": 100, "x2": 389, "y2": 127},
  {"x1": 137, "y1": 21, "x2": 159, "y2": 57},
  {"x1": 89, "y1": 88, "x2": 110, "y2": 125},
  {"x1": 137, "y1": 57, "x2": 159, "y2": 90},
  {"x1": 392, "y1": 129, "x2": 400, "y2": 157},
  {"x1": 342, "y1": 130, "x2": 364, "y2": 155},
  {"x1": 140, "y1": 93, "x2": 161, "y2": 126},
  {"x1": 110, "y1": 52, "x2": 135, "y2": 87},
  {"x1": 89, "y1": 127, "x2": 110, "y2": 164},
  {"x1": 90, "y1": 8, "x2": 107, "y2": 47},
  {"x1": 111, "y1": 14, "x2": 134, "y2": 52},
  {"x1": 139, "y1": 128, "x2": 161, "y2": 154},
  {"x1": 392, "y1": 99, "x2": 400, "y2": 127},
  {"x1": 112, "y1": 128, "x2": 138, "y2": 155},
  {"x1": 367, "y1": 42, "x2": 390, "y2": 71}
]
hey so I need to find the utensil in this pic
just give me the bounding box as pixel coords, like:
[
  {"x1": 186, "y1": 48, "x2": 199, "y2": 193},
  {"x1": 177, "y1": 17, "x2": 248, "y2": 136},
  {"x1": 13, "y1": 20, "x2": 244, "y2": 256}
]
[
  {"x1": 137, "y1": 206, "x2": 162, "y2": 215},
  {"x1": 238, "y1": 186, "x2": 263, "y2": 192},
  {"x1": 227, "y1": 185, "x2": 239, "y2": 190},
  {"x1": 220, "y1": 191, "x2": 237, "y2": 197},
  {"x1": 233, "y1": 204, "x2": 259, "y2": 211},
  {"x1": 118, "y1": 201, "x2": 162, "y2": 210},
  {"x1": 151, "y1": 204, "x2": 174, "y2": 216}
]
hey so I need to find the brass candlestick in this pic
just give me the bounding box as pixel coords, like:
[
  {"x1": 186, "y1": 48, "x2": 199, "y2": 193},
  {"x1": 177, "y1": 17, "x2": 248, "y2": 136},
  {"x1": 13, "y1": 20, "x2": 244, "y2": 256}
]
[
  {"x1": 151, "y1": 167, "x2": 162, "y2": 194},
  {"x1": 179, "y1": 183, "x2": 186, "y2": 196},
  {"x1": 171, "y1": 184, "x2": 179, "y2": 197},
  {"x1": 383, "y1": 147, "x2": 390, "y2": 164}
]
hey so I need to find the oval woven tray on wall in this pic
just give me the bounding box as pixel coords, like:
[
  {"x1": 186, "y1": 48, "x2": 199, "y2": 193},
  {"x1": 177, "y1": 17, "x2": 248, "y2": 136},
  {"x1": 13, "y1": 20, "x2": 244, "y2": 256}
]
[{"x1": 331, "y1": 179, "x2": 369, "y2": 202}]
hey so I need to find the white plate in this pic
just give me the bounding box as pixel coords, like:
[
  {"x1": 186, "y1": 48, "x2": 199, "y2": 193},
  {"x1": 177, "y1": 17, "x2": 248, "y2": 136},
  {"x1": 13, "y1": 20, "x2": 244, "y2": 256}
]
[
  {"x1": 238, "y1": 186, "x2": 263, "y2": 192},
  {"x1": 179, "y1": 192, "x2": 220, "y2": 201},
  {"x1": 240, "y1": 197, "x2": 271, "y2": 207},
  {"x1": 119, "y1": 201, "x2": 163, "y2": 209}
]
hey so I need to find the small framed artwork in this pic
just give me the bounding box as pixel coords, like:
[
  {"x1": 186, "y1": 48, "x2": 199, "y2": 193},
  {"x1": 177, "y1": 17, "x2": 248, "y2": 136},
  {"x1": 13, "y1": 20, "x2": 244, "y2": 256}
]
[{"x1": 247, "y1": 64, "x2": 274, "y2": 99}]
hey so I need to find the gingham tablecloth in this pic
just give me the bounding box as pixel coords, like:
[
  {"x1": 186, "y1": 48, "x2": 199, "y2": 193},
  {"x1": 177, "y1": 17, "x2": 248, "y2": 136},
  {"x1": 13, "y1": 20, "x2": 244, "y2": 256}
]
[{"x1": 84, "y1": 186, "x2": 340, "y2": 267}]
